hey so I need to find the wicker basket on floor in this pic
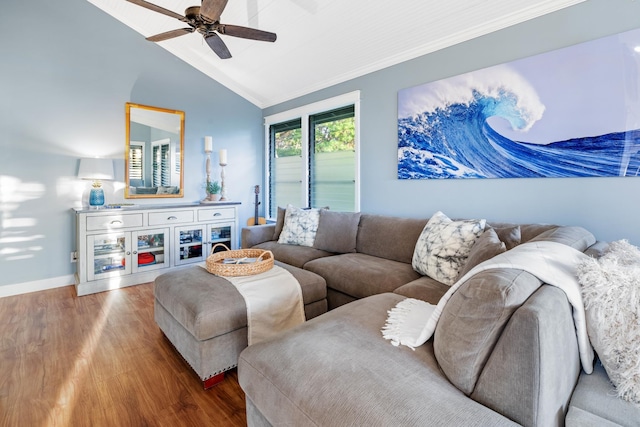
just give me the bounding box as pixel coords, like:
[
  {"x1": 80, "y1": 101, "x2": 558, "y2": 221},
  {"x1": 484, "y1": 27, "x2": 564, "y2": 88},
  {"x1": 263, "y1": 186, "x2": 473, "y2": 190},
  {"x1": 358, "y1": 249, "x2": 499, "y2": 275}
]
[{"x1": 205, "y1": 243, "x2": 274, "y2": 277}]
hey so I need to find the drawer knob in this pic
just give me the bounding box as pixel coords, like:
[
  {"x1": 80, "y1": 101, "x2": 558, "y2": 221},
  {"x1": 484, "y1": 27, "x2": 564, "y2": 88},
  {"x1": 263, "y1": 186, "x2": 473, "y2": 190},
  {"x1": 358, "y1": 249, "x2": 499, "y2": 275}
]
[
  {"x1": 213, "y1": 213, "x2": 222, "y2": 217},
  {"x1": 110, "y1": 220, "x2": 123, "y2": 225},
  {"x1": 167, "y1": 216, "x2": 178, "y2": 220}
]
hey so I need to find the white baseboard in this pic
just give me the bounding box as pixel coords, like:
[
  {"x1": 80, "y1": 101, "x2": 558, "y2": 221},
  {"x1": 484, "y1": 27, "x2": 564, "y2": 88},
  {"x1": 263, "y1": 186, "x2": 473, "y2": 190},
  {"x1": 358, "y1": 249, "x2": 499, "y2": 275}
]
[{"x1": 0, "y1": 274, "x2": 75, "y2": 298}]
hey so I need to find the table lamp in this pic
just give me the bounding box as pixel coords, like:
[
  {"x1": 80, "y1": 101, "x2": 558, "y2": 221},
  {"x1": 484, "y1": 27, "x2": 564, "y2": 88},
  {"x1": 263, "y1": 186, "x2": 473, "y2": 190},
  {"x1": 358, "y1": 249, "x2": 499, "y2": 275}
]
[{"x1": 78, "y1": 158, "x2": 115, "y2": 208}]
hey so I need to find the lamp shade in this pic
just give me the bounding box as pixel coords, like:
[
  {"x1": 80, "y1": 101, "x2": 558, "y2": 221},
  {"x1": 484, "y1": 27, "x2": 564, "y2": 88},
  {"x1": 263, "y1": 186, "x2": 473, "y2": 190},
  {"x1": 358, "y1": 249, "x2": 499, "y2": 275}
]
[{"x1": 78, "y1": 158, "x2": 114, "y2": 181}]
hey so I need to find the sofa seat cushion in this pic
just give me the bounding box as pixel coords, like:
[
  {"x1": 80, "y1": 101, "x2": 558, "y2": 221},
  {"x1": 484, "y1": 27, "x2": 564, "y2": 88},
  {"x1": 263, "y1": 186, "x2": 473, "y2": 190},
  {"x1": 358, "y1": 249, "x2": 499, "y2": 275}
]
[
  {"x1": 252, "y1": 241, "x2": 334, "y2": 268},
  {"x1": 566, "y1": 361, "x2": 640, "y2": 427},
  {"x1": 304, "y1": 253, "x2": 421, "y2": 299},
  {"x1": 394, "y1": 276, "x2": 449, "y2": 305},
  {"x1": 238, "y1": 293, "x2": 518, "y2": 426}
]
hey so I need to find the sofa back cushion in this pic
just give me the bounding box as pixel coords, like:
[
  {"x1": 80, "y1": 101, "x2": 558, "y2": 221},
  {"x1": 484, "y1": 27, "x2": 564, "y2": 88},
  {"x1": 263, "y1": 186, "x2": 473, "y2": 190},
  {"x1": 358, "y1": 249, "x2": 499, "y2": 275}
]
[
  {"x1": 528, "y1": 225, "x2": 595, "y2": 251},
  {"x1": 356, "y1": 214, "x2": 428, "y2": 264},
  {"x1": 272, "y1": 206, "x2": 287, "y2": 240},
  {"x1": 313, "y1": 210, "x2": 361, "y2": 253}
]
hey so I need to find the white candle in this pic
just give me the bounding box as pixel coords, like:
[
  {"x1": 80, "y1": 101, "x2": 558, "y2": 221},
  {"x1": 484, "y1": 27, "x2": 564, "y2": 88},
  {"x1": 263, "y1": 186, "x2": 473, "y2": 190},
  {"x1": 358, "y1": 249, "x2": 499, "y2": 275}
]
[
  {"x1": 219, "y1": 149, "x2": 228, "y2": 165},
  {"x1": 204, "y1": 136, "x2": 213, "y2": 153}
]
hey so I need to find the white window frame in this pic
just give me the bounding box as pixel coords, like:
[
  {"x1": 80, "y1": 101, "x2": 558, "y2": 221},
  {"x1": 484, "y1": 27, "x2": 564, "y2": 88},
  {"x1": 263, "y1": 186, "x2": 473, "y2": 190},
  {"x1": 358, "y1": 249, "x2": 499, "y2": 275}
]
[{"x1": 264, "y1": 91, "x2": 361, "y2": 218}]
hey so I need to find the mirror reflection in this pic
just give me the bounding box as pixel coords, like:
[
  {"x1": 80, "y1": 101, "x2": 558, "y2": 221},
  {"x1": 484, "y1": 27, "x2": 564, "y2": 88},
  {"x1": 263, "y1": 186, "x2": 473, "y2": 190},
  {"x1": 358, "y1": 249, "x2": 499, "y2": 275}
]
[{"x1": 125, "y1": 103, "x2": 184, "y2": 198}]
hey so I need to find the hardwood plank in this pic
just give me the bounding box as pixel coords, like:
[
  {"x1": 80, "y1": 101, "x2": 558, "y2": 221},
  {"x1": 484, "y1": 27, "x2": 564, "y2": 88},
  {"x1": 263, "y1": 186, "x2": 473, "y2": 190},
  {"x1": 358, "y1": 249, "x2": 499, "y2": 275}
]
[{"x1": 0, "y1": 284, "x2": 247, "y2": 426}]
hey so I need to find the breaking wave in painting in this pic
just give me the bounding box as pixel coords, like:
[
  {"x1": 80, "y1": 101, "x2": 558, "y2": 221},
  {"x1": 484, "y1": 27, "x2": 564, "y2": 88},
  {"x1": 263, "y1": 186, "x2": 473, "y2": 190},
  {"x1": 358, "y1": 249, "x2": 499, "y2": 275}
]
[{"x1": 397, "y1": 67, "x2": 640, "y2": 179}]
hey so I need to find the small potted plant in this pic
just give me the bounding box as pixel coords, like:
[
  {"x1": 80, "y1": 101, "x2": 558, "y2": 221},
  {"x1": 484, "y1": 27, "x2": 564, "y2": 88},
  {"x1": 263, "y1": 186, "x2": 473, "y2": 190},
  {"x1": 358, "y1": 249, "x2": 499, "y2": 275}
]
[{"x1": 206, "y1": 180, "x2": 221, "y2": 201}]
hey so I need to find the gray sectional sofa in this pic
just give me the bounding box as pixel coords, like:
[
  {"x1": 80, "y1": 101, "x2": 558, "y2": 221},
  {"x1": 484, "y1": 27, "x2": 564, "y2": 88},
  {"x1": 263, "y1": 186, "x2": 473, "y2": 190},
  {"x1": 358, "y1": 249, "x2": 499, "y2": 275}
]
[{"x1": 238, "y1": 211, "x2": 639, "y2": 426}]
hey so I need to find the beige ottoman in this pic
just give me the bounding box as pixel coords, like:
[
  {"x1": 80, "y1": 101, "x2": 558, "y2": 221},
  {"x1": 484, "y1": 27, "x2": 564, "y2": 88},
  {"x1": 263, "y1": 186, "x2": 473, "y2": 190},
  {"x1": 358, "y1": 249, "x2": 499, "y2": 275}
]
[{"x1": 154, "y1": 262, "x2": 327, "y2": 388}]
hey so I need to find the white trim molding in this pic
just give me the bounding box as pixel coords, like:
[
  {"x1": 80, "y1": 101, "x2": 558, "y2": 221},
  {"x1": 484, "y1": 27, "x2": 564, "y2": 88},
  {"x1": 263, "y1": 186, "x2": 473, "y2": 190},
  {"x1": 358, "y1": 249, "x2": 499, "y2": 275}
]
[{"x1": 0, "y1": 274, "x2": 75, "y2": 298}]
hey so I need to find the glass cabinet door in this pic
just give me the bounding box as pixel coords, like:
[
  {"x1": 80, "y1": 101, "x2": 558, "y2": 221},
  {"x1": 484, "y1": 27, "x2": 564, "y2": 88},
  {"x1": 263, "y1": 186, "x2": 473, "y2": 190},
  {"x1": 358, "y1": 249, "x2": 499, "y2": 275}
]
[
  {"x1": 207, "y1": 223, "x2": 234, "y2": 254},
  {"x1": 175, "y1": 225, "x2": 205, "y2": 265},
  {"x1": 132, "y1": 228, "x2": 169, "y2": 273},
  {"x1": 87, "y1": 233, "x2": 132, "y2": 281}
]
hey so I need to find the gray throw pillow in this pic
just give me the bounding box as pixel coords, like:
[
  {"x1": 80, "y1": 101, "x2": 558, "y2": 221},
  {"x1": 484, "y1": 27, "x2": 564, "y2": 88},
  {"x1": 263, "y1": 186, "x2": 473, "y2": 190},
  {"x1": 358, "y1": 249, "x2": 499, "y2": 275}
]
[
  {"x1": 434, "y1": 268, "x2": 543, "y2": 394},
  {"x1": 492, "y1": 225, "x2": 521, "y2": 250},
  {"x1": 313, "y1": 210, "x2": 361, "y2": 253},
  {"x1": 456, "y1": 228, "x2": 506, "y2": 280}
]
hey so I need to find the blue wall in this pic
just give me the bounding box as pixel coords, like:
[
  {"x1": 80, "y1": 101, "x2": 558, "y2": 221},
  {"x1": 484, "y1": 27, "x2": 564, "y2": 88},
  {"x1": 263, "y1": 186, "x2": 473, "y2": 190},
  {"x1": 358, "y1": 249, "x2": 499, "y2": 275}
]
[
  {"x1": 2, "y1": 0, "x2": 640, "y2": 293},
  {"x1": 264, "y1": 0, "x2": 640, "y2": 246},
  {"x1": 0, "y1": 0, "x2": 263, "y2": 290}
]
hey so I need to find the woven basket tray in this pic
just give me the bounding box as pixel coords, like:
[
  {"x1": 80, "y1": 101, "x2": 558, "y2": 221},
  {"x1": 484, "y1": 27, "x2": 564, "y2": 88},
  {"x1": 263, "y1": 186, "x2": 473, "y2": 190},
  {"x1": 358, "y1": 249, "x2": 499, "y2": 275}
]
[{"x1": 205, "y1": 243, "x2": 274, "y2": 277}]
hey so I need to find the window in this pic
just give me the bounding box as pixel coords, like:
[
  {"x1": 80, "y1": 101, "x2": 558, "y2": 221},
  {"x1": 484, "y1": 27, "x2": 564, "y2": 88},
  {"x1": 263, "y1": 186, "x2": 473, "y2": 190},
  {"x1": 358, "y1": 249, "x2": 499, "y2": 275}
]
[
  {"x1": 152, "y1": 139, "x2": 171, "y2": 187},
  {"x1": 265, "y1": 92, "x2": 360, "y2": 217},
  {"x1": 128, "y1": 143, "x2": 144, "y2": 183}
]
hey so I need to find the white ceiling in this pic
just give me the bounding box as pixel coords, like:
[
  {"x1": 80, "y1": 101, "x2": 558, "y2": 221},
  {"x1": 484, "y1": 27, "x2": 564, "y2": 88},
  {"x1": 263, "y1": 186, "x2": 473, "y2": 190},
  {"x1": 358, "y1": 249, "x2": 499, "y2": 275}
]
[{"x1": 88, "y1": 0, "x2": 585, "y2": 108}]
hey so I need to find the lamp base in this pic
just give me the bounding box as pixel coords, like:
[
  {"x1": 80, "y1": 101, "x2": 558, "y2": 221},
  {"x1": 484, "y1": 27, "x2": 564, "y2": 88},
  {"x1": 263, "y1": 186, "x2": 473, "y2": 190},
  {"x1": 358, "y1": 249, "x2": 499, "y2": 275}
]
[{"x1": 89, "y1": 188, "x2": 105, "y2": 209}]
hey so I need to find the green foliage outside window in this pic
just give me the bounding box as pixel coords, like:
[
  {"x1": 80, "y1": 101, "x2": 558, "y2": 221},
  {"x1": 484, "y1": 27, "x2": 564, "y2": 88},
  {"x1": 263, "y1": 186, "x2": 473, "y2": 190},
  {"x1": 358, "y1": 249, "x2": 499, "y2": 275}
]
[{"x1": 275, "y1": 117, "x2": 355, "y2": 157}]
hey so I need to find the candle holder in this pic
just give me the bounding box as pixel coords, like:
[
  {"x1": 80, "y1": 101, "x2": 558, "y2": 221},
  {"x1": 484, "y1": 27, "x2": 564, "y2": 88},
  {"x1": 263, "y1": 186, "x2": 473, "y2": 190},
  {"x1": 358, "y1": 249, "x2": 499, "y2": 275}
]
[
  {"x1": 219, "y1": 162, "x2": 228, "y2": 201},
  {"x1": 204, "y1": 141, "x2": 213, "y2": 201}
]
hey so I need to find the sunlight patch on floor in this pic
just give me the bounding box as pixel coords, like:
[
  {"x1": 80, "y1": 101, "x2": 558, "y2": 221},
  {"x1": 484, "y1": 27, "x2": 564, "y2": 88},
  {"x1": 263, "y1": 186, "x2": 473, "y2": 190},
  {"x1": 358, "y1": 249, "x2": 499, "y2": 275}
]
[{"x1": 49, "y1": 292, "x2": 116, "y2": 426}]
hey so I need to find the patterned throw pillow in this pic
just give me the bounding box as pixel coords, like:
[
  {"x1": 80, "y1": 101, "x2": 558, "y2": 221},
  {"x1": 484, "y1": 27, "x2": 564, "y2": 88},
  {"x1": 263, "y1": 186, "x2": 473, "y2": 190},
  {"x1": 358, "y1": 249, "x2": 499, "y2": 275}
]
[
  {"x1": 277, "y1": 205, "x2": 322, "y2": 247},
  {"x1": 412, "y1": 211, "x2": 486, "y2": 285}
]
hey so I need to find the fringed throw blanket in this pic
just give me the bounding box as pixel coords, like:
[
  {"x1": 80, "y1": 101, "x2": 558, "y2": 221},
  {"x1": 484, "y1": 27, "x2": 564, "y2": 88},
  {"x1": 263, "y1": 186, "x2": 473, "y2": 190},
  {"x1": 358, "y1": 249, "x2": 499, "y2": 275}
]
[
  {"x1": 206, "y1": 265, "x2": 305, "y2": 345},
  {"x1": 382, "y1": 241, "x2": 595, "y2": 374}
]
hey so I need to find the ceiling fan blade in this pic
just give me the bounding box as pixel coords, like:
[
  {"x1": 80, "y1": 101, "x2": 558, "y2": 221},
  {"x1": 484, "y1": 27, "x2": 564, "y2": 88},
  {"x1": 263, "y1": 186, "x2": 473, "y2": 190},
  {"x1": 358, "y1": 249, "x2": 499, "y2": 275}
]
[
  {"x1": 205, "y1": 34, "x2": 232, "y2": 59},
  {"x1": 126, "y1": 0, "x2": 185, "y2": 21},
  {"x1": 217, "y1": 24, "x2": 277, "y2": 42},
  {"x1": 146, "y1": 28, "x2": 194, "y2": 42},
  {"x1": 200, "y1": 0, "x2": 228, "y2": 23}
]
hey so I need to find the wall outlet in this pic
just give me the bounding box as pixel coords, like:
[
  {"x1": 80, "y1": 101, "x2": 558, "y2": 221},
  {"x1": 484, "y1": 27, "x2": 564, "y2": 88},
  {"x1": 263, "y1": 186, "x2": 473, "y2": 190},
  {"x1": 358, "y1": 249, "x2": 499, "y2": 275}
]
[{"x1": 70, "y1": 251, "x2": 77, "y2": 263}]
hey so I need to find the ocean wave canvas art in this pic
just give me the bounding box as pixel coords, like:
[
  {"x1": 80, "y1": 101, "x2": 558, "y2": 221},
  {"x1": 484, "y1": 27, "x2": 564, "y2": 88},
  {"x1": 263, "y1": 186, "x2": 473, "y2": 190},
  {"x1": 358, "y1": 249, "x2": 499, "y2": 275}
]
[{"x1": 398, "y1": 28, "x2": 640, "y2": 179}]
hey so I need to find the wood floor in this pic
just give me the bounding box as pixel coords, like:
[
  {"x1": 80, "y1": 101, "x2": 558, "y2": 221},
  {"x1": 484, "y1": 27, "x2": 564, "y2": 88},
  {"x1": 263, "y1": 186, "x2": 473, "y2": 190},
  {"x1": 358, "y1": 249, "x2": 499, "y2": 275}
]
[{"x1": 0, "y1": 283, "x2": 247, "y2": 426}]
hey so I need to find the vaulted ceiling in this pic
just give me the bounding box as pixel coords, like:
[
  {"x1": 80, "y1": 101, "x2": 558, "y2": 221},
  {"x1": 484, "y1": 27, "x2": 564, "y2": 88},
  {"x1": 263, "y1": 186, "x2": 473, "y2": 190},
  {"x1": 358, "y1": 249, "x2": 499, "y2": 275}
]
[{"x1": 88, "y1": 0, "x2": 585, "y2": 108}]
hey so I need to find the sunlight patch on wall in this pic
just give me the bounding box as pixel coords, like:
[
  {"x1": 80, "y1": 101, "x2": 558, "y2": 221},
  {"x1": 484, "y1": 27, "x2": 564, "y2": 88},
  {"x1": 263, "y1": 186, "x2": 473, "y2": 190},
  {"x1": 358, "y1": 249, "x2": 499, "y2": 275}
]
[{"x1": 0, "y1": 175, "x2": 46, "y2": 262}]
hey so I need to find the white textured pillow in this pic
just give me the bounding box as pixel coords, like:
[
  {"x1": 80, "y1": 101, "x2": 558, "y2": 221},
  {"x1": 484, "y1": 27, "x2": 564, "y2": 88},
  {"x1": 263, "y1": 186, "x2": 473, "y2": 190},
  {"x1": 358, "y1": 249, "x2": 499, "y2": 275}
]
[
  {"x1": 277, "y1": 205, "x2": 321, "y2": 247},
  {"x1": 412, "y1": 211, "x2": 486, "y2": 285},
  {"x1": 577, "y1": 240, "x2": 640, "y2": 404}
]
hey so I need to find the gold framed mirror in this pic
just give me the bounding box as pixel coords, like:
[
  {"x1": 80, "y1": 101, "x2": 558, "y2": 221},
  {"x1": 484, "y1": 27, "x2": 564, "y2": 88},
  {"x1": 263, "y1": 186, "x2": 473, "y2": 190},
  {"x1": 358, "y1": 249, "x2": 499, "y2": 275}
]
[{"x1": 125, "y1": 103, "x2": 184, "y2": 199}]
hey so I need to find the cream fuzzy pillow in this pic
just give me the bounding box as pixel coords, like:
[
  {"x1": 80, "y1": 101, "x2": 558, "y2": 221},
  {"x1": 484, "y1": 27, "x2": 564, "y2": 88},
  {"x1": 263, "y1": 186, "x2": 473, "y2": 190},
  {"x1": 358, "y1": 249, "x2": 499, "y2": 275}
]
[
  {"x1": 412, "y1": 211, "x2": 486, "y2": 285},
  {"x1": 577, "y1": 240, "x2": 640, "y2": 404}
]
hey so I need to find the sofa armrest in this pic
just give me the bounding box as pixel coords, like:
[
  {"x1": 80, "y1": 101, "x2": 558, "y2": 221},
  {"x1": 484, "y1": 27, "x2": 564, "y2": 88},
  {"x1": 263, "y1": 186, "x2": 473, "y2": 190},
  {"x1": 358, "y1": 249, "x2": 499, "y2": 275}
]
[{"x1": 241, "y1": 225, "x2": 276, "y2": 248}]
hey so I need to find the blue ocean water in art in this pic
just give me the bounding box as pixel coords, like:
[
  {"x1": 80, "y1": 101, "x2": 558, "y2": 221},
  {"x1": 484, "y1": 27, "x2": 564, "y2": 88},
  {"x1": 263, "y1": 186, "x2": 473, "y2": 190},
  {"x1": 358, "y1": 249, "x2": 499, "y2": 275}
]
[{"x1": 398, "y1": 89, "x2": 640, "y2": 179}]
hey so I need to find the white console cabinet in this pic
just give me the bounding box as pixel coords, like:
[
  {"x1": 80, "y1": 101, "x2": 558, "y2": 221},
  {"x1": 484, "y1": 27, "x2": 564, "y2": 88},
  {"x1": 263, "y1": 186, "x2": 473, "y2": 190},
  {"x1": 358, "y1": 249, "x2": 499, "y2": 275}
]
[{"x1": 74, "y1": 202, "x2": 240, "y2": 296}]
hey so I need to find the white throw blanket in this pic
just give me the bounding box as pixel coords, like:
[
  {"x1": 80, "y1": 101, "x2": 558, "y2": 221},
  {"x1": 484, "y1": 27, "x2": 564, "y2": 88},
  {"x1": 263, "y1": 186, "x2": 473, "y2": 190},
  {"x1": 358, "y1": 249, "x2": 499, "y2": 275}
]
[
  {"x1": 382, "y1": 241, "x2": 595, "y2": 374},
  {"x1": 205, "y1": 265, "x2": 305, "y2": 345}
]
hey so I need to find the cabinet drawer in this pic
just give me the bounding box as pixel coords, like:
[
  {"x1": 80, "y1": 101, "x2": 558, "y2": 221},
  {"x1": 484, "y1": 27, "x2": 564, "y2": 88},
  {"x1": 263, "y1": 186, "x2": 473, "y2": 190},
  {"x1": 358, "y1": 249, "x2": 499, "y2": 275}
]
[
  {"x1": 86, "y1": 213, "x2": 143, "y2": 231},
  {"x1": 198, "y1": 207, "x2": 235, "y2": 222},
  {"x1": 148, "y1": 210, "x2": 194, "y2": 226}
]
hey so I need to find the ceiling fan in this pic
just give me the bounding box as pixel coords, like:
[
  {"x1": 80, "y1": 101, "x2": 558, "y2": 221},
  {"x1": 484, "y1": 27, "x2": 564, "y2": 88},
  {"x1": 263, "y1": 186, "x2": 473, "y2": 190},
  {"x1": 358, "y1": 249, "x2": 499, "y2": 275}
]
[{"x1": 126, "y1": 0, "x2": 277, "y2": 59}]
